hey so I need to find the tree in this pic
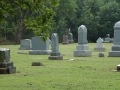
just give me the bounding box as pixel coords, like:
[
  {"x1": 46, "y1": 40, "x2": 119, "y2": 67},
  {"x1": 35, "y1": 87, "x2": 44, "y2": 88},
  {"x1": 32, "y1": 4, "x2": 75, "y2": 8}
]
[
  {"x1": 98, "y1": 0, "x2": 120, "y2": 38},
  {"x1": 0, "y1": 0, "x2": 58, "y2": 44},
  {"x1": 53, "y1": 0, "x2": 78, "y2": 42}
]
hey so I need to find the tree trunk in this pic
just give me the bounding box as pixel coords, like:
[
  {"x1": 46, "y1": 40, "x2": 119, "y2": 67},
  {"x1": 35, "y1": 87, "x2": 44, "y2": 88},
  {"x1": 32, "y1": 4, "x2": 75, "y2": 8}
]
[{"x1": 14, "y1": 10, "x2": 29, "y2": 44}]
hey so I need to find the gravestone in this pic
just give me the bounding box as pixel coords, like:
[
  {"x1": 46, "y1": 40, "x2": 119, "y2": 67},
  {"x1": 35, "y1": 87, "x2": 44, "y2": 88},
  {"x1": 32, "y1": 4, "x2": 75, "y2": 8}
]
[
  {"x1": 0, "y1": 48, "x2": 16, "y2": 74},
  {"x1": 99, "y1": 53, "x2": 104, "y2": 57},
  {"x1": 104, "y1": 34, "x2": 111, "y2": 43},
  {"x1": 109, "y1": 21, "x2": 120, "y2": 56},
  {"x1": 19, "y1": 39, "x2": 32, "y2": 50},
  {"x1": 94, "y1": 37, "x2": 106, "y2": 52},
  {"x1": 62, "y1": 35, "x2": 69, "y2": 44},
  {"x1": 29, "y1": 36, "x2": 51, "y2": 55},
  {"x1": 67, "y1": 29, "x2": 74, "y2": 43},
  {"x1": 48, "y1": 33, "x2": 63, "y2": 60},
  {"x1": 74, "y1": 25, "x2": 92, "y2": 57}
]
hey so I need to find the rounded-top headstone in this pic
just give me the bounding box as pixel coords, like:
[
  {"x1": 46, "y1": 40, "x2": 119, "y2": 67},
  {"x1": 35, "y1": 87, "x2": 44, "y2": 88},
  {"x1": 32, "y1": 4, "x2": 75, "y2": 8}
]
[
  {"x1": 78, "y1": 25, "x2": 87, "y2": 32},
  {"x1": 114, "y1": 21, "x2": 120, "y2": 30},
  {"x1": 78, "y1": 25, "x2": 88, "y2": 44}
]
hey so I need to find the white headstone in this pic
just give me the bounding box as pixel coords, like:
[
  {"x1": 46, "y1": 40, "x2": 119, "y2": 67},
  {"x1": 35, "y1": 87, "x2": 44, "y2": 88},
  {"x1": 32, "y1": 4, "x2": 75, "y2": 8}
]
[{"x1": 94, "y1": 37, "x2": 106, "y2": 52}]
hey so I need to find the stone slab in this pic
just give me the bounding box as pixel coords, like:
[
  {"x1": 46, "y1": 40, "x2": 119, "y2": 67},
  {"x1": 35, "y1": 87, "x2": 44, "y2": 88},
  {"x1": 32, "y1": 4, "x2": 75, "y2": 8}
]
[
  {"x1": 108, "y1": 51, "x2": 120, "y2": 57},
  {"x1": 50, "y1": 52, "x2": 60, "y2": 56},
  {"x1": 94, "y1": 48, "x2": 106, "y2": 52},
  {"x1": 74, "y1": 50, "x2": 91, "y2": 57},
  {"x1": 8, "y1": 66, "x2": 16, "y2": 74},
  {"x1": 76, "y1": 44, "x2": 89, "y2": 50},
  {"x1": 29, "y1": 50, "x2": 52, "y2": 55},
  {"x1": 32, "y1": 62, "x2": 42, "y2": 66},
  {"x1": 48, "y1": 56, "x2": 63, "y2": 60}
]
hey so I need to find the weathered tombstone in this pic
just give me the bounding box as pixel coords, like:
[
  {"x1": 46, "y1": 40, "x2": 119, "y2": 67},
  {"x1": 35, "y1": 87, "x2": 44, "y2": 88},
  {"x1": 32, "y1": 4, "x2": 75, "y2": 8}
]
[
  {"x1": 62, "y1": 35, "x2": 69, "y2": 44},
  {"x1": 67, "y1": 29, "x2": 74, "y2": 43},
  {"x1": 48, "y1": 33, "x2": 63, "y2": 60},
  {"x1": 104, "y1": 34, "x2": 111, "y2": 43},
  {"x1": 32, "y1": 62, "x2": 43, "y2": 66},
  {"x1": 109, "y1": 21, "x2": 120, "y2": 56},
  {"x1": 29, "y1": 36, "x2": 52, "y2": 55},
  {"x1": 94, "y1": 37, "x2": 106, "y2": 52},
  {"x1": 98, "y1": 53, "x2": 104, "y2": 57},
  {"x1": 19, "y1": 39, "x2": 32, "y2": 50},
  {"x1": 74, "y1": 25, "x2": 92, "y2": 57},
  {"x1": 0, "y1": 48, "x2": 16, "y2": 74}
]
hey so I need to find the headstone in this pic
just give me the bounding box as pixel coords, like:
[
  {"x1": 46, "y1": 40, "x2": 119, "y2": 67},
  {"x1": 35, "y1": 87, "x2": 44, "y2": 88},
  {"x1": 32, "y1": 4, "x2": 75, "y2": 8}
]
[
  {"x1": 32, "y1": 62, "x2": 43, "y2": 66},
  {"x1": 48, "y1": 33, "x2": 63, "y2": 60},
  {"x1": 104, "y1": 34, "x2": 112, "y2": 43},
  {"x1": 67, "y1": 29, "x2": 74, "y2": 43},
  {"x1": 109, "y1": 21, "x2": 120, "y2": 56},
  {"x1": 117, "y1": 64, "x2": 120, "y2": 71},
  {"x1": 19, "y1": 39, "x2": 32, "y2": 50},
  {"x1": 74, "y1": 25, "x2": 92, "y2": 57},
  {"x1": 29, "y1": 36, "x2": 52, "y2": 55},
  {"x1": 62, "y1": 35, "x2": 69, "y2": 44},
  {"x1": 94, "y1": 37, "x2": 106, "y2": 52},
  {"x1": 0, "y1": 48, "x2": 16, "y2": 74},
  {"x1": 98, "y1": 53, "x2": 104, "y2": 57}
]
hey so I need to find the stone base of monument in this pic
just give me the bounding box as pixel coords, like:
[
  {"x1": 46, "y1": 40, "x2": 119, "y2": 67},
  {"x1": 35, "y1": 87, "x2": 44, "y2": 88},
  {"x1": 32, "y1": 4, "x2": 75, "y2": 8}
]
[
  {"x1": 29, "y1": 50, "x2": 52, "y2": 55},
  {"x1": 94, "y1": 48, "x2": 106, "y2": 52},
  {"x1": 108, "y1": 51, "x2": 120, "y2": 57},
  {"x1": 48, "y1": 55, "x2": 63, "y2": 60},
  {"x1": 0, "y1": 62, "x2": 16, "y2": 74},
  {"x1": 74, "y1": 50, "x2": 92, "y2": 57},
  {"x1": 19, "y1": 47, "x2": 31, "y2": 50}
]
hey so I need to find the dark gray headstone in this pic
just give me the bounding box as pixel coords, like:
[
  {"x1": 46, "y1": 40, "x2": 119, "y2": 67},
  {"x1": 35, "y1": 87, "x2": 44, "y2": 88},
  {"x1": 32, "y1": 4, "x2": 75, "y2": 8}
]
[
  {"x1": 109, "y1": 21, "x2": 120, "y2": 56},
  {"x1": 48, "y1": 33, "x2": 63, "y2": 60},
  {"x1": 74, "y1": 25, "x2": 92, "y2": 57},
  {"x1": 0, "y1": 48, "x2": 16, "y2": 74}
]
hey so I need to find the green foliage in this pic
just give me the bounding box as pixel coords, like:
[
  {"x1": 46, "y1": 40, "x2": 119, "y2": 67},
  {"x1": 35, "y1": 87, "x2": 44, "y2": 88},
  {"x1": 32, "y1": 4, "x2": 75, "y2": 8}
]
[{"x1": 1, "y1": 0, "x2": 120, "y2": 43}]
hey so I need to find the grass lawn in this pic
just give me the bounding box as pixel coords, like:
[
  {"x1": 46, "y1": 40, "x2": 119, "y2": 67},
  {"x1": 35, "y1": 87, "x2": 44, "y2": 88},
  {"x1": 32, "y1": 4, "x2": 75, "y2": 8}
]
[{"x1": 0, "y1": 43, "x2": 120, "y2": 90}]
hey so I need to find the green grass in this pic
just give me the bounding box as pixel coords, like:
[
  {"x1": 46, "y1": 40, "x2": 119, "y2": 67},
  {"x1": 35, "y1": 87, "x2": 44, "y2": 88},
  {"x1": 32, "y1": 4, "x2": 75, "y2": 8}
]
[{"x1": 0, "y1": 43, "x2": 120, "y2": 90}]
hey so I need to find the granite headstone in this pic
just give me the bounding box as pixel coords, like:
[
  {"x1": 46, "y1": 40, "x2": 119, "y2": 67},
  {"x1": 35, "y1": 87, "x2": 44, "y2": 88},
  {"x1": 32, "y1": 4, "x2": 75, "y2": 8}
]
[
  {"x1": 109, "y1": 21, "x2": 120, "y2": 56},
  {"x1": 48, "y1": 33, "x2": 63, "y2": 60},
  {"x1": 19, "y1": 39, "x2": 32, "y2": 50},
  {"x1": 0, "y1": 48, "x2": 16, "y2": 74},
  {"x1": 74, "y1": 25, "x2": 92, "y2": 57},
  {"x1": 29, "y1": 36, "x2": 51, "y2": 55}
]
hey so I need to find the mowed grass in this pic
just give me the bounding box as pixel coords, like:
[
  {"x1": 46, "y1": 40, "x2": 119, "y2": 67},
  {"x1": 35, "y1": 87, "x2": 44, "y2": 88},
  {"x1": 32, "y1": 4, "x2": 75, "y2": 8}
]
[{"x1": 0, "y1": 43, "x2": 120, "y2": 90}]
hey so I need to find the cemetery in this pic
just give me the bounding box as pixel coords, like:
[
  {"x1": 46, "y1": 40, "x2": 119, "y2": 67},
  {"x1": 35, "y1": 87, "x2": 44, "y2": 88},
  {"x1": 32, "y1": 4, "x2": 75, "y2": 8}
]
[{"x1": 0, "y1": 22, "x2": 120, "y2": 90}]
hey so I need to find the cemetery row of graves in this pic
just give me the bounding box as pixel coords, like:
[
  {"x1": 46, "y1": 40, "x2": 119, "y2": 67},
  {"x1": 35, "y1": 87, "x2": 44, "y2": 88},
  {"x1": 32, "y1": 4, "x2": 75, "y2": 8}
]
[{"x1": 0, "y1": 21, "x2": 120, "y2": 74}]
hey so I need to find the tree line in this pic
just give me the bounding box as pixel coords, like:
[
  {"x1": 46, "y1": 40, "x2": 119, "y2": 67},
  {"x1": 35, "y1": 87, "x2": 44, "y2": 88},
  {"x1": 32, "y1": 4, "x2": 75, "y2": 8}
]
[{"x1": 0, "y1": 0, "x2": 120, "y2": 44}]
